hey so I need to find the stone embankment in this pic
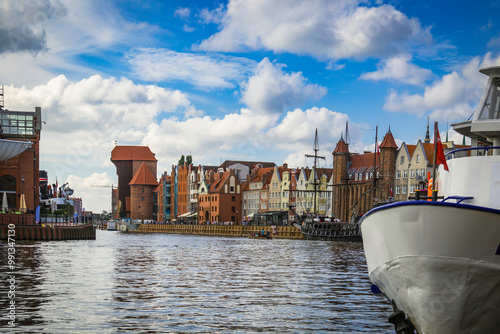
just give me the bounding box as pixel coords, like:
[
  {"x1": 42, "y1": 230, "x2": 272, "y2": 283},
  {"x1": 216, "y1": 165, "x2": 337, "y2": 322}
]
[{"x1": 134, "y1": 224, "x2": 304, "y2": 239}]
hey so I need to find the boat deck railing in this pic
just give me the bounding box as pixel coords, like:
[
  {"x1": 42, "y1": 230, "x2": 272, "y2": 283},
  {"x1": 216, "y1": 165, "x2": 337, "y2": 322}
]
[{"x1": 445, "y1": 146, "x2": 500, "y2": 158}]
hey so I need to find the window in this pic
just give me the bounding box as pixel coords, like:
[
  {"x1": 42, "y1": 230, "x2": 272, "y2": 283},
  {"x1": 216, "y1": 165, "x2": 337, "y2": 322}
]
[
  {"x1": 231, "y1": 206, "x2": 235, "y2": 212},
  {"x1": 416, "y1": 154, "x2": 420, "y2": 163},
  {"x1": 410, "y1": 169, "x2": 415, "y2": 178},
  {"x1": 402, "y1": 185, "x2": 407, "y2": 194},
  {"x1": 410, "y1": 185, "x2": 414, "y2": 193},
  {"x1": 232, "y1": 196, "x2": 236, "y2": 202},
  {"x1": 396, "y1": 171, "x2": 401, "y2": 179},
  {"x1": 400, "y1": 156, "x2": 405, "y2": 164},
  {"x1": 403, "y1": 170, "x2": 408, "y2": 179},
  {"x1": 395, "y1": 185, "x2": 400, "y2": 194}
]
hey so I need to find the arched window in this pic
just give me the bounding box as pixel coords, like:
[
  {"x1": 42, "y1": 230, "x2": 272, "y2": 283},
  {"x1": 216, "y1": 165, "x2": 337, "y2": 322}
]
[{"x1": 0, "y1": 175, "x2": 17, "y2": 210}]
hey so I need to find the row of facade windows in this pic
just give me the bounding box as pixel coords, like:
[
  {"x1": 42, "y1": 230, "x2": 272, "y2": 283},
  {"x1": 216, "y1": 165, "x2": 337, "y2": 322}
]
[
  {"x1": 395, "y1": 183, "x2": 426, "y2": 195},
  {"x1": 400, "y1": 154, "x2": 421, "y2": 165},
  {"x1": 396, "y1": 168, "x2": 427, "y2": 179}
]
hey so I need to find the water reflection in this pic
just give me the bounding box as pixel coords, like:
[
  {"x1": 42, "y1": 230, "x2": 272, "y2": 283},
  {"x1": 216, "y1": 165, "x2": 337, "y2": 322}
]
[{"x1": 1, "y1": 231, "x2": 393, "y2": 333}]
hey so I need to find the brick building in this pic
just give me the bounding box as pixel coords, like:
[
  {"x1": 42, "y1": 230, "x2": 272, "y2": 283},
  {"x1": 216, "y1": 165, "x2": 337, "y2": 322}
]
[
  {"x1": 332, "y1": 128, "x2": 397, "y2": 221},
  {"x1": 110, "y1": 146, "x2": 157, "y2": 218},
  {"x1": 0, "y1": 107, "x2": 42, "y2": 213},
  {"x1": 198, "y1": 169, "x2": 242, "y2": 223},
  {"x1": 129, "y1": 162, "x2": 158, "y2": 221}
]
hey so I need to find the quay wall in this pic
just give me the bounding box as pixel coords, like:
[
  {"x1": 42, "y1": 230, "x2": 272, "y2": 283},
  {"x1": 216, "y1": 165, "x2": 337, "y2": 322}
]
[
  {"x1": 0, "y1": 223, "x2": 96, "y2": 241},
  {"x1": 135, "y1": 224, "x2": 304, "y2": 239}
]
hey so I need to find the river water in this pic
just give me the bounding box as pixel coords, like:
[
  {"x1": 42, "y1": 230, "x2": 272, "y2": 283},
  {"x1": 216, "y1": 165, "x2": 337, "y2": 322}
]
[{"x1": 2, "y1": 230, "x2": 394, "y2": 333}]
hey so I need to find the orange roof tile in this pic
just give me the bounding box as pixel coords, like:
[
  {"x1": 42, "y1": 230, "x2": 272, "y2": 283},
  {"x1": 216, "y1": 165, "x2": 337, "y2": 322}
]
[
  {"x1": 379, "y1": 130, "x2": 398, "y2": 148},
  {"x1": 350, "y1": 152, "x2": 379, "y2": 168},
  {"x1": 406, "y1": 144, "x2": 416, "y2": 157},
  {"x1": 129, "y1": 163, "x2": 158, "y2": 186},
  {"x1": 333, "y1": 138, "x2": 349, "y2": 154},
  {"x1": 111, "y1": 146, "x2": 157, "y2": 161}
]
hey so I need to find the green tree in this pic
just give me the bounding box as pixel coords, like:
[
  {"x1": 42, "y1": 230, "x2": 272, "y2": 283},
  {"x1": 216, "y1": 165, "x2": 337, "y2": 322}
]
[
  {"x1": 186, "y1": 155, "x2": 192, "y2": 165},
  {"x1": 178, "y1": 155, "x2": 185, "y2": 165}
]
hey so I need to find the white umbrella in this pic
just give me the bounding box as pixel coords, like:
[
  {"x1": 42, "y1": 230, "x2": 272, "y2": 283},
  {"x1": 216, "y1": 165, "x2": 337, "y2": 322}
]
[{"x1": 2, "y1": 192, "x2": 8, "y2": 211}]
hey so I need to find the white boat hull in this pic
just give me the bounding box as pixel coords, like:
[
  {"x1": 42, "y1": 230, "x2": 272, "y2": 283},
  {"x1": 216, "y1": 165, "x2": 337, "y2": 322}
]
[{"x1": 361, "y1": 202, "x2": 500, "y2": 334}]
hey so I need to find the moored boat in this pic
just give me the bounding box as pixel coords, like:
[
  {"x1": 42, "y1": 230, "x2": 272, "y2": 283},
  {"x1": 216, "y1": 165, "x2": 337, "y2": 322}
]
[{"x1": 360, "y1": 66, "x2": 500, "y2": 333}]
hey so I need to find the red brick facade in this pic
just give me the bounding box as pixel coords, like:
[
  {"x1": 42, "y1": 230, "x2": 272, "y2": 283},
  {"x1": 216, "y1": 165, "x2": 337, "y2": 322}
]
[
  {"x1": 332, "y1": 129, "x2": 397, "y2": 221},
  {"x1": 111, "y1": 146, "x2": 157, "y2": 218}
]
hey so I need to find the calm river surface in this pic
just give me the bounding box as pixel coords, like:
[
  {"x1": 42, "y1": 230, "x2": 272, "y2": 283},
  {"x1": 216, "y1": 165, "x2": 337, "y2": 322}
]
[{"x1": 2, "y1": 230, "x2": 394, "y2": 333}]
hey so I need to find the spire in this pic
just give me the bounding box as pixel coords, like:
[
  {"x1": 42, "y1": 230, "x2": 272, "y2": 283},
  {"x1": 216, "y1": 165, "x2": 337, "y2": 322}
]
[
  {"x1": 424, "y1": 116, "x2": 431, "y2": 143},
  {"x1": 445, "y1": 122, "x2": 448, "y2": 142}
]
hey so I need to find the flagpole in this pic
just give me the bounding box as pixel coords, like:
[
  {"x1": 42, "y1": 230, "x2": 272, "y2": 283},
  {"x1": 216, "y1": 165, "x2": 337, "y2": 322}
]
[{"x1": 432, "y1": 122, "x2": 437, "y2": 191}]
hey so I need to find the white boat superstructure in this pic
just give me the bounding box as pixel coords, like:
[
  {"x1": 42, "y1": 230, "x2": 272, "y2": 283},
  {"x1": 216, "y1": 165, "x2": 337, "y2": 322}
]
[{"x1": 361, "y1": 66, "x2": 500, "y2": 334}]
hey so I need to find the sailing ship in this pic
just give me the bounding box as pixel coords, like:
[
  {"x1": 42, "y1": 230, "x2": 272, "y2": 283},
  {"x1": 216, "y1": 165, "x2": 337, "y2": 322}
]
[
  {"x1": 360, "y1": 66, "x2": 500, "y2": 333},
  {"x1": 295, "y1": 128, "x2": 362, "y2": 241}
]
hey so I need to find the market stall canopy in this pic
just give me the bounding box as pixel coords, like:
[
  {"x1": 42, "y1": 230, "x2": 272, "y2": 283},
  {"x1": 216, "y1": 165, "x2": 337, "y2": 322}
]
[{"x1": 0, "y1": 139, "x2": 33, "y2": 161}]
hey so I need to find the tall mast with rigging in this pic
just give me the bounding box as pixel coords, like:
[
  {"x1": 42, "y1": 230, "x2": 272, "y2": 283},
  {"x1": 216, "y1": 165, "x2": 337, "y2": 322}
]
[{"x1": 305, "y1": 128, "x2": 325, "y2": 214}]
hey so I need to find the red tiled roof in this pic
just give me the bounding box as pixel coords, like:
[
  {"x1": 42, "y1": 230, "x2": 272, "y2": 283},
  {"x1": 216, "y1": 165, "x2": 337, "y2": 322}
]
[
  {"x1": 333, "y1": 139, "x2": 349, "y2": 154},
  {"x1": 406, "y1": 144, "x2": 416, "y2": 157},
  {"x1": 350, "y1": 152, "x2": 379, "y2": 168},
  {"x1": 129, "y1": 163, "x2": 158, "y2": 186},
  {"x1": 210, "y1": 171, "x2": 231, "y2": 192},
  {"x1": 111, "y1": 146, "x2": 157, "y2": 161},
  {"x1": 379, "y1": 130, "x2": 398, "y2": 148},
  {"x1": 422, "y1": 143, "x2": 435, "y2": 163}
]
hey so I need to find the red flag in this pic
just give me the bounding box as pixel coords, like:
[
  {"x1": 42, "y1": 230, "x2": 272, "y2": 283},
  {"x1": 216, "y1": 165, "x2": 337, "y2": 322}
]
[{"x1": 435, "y1": 130, "x2": 449, "y2": 171}]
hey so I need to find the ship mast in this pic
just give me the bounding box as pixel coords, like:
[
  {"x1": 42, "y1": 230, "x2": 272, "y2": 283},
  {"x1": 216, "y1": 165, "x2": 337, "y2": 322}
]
[{"x1": 305, "y1": 128, "x2": 325, "y2": 214}]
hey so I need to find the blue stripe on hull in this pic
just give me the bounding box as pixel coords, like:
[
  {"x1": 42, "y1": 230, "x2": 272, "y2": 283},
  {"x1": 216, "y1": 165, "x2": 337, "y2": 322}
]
[{"x1": 361, "y1": 200, "x2": 500, "y2": 224}]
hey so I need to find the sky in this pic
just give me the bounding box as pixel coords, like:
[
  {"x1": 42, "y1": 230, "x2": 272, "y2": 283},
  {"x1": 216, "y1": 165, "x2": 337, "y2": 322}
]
[{"x1": 1, "y1": 0, "x2": 500, "y2": 213}]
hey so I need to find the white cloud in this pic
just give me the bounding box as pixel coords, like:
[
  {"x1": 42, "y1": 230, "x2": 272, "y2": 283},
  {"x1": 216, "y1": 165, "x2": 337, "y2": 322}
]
[
  {"x1": 174, "y1": 7, "x2": 191, "y2": 19},
  {"x1": 241, "y1": 58, "x2": 327, "y2": 114},
  {"x1": 126, "y1": 48, "x2": 256, "y2": 89},
  {"x1": 0, "y1": 0, "x2": 66, "y2": 54},
  {"x1": 196, "y1": 0, "x2": 432, "y2": 61},
  {"x1": 199, "y1": 4, "x2": 225, "y2": 24},
  {"x1": 360, "y1": 55, "x2": 433, "y2": 85},
  {"x1": 0, "y1": 0, "x2": 164, "y2": 87},
  {"x1": 5, "y1": 74, "x2": 195, "y2": 132},
  {"x1": 383, "y1": 53, "x2": 500, "y2": 120},
  {"x1": 488, "y1": 34, "x2": 500, "y2": 47}
]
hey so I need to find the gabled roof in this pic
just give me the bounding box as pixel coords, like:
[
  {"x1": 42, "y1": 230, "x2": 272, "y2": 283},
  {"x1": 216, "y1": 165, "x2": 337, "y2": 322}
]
[
  {"x1": 406, "y1": 144, "x2": 416, "y2": 158},
  {"x1": 129, "y1": 163, "x2": 158, "y2": 186},
  {"x1": 111, "y1": 146, "x2": 157, "y2": 161},
  {"x1": 209, "y1": 171, "x2": 234, "y2": 192}
]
